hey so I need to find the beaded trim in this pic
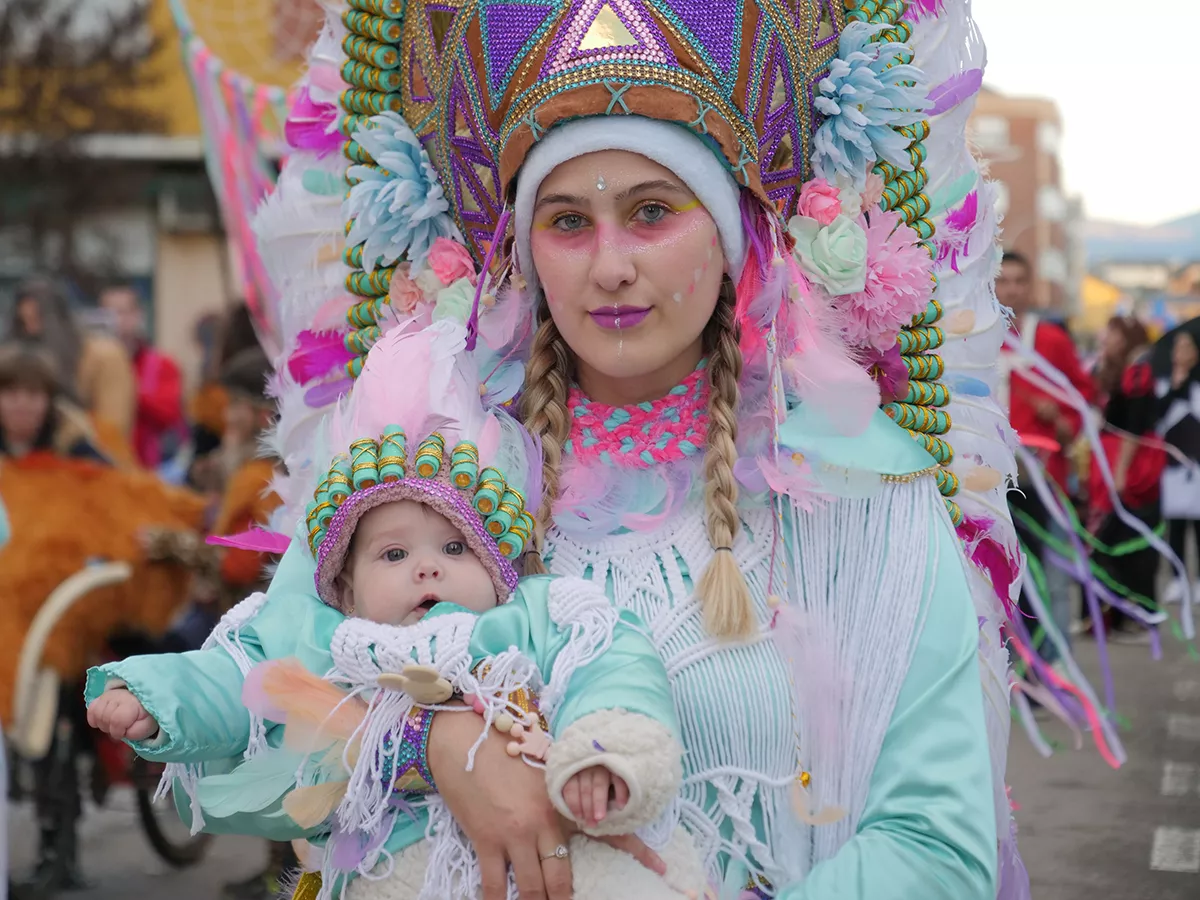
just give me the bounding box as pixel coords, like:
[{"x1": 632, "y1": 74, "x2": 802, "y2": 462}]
[
  {"x1": 851, "y1": 0, "x2": 959, "y2": 524},
  {"x1": 564, "y1": 361, "x2": 709, "y2": 468}
]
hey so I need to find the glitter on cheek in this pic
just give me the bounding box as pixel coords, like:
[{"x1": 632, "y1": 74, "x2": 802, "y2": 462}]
[{"x1": 673, "y1": 292, "x2": 682, "y2": 303}]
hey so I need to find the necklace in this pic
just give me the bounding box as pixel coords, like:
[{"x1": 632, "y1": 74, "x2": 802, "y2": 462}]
[{"x1": 564, "y1": 360, "x2": 709, "y2": 468}]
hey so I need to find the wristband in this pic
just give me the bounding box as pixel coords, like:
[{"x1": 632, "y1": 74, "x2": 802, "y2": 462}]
[{"x1": 380, "y1": 705, "x2": 437, "y2": 794}]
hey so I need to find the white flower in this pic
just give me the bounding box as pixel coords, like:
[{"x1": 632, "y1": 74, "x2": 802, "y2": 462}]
[{"x1": 787, "y1": 214, "x2": 869, "y2": 296}]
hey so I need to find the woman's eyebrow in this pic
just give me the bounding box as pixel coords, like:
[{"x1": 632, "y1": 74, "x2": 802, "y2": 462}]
[
  {"x1": 534, "y1": 192, "x2": 586, "y2": 211},
  {"x1": 614, "y1": 179, "x2": 689, "y2": 202}
]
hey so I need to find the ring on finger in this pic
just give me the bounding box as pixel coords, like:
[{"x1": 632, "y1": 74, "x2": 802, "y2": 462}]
[{"x1": 539, "y1": 844, "x2": 569, "y2": 862}]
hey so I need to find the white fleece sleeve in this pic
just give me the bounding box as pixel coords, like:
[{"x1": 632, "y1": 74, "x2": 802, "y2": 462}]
[{"x1": 544, "y1": 708, "x2": 683, "y2": 836}]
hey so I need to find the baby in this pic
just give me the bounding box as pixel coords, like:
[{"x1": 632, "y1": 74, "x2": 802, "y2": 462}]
[{"x1": 88, "y1": 320, "x2": 704, "y2": 900}]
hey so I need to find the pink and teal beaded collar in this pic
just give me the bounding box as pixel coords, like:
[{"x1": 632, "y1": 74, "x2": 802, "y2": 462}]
[{"x1": 565, "y1": 360, "x2": 709, "y2": 469}]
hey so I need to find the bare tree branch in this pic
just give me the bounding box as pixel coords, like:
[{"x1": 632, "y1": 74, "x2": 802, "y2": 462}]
[{"x1": 0, "y1": 0, "x2": 166, "y2": 285}]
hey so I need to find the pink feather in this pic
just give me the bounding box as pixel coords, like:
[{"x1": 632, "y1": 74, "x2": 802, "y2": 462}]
[
  {"x1": 782, "y1": 255, "x2": 879, "y2": 436},
  {"x1": 309, "y1": 295, "x2": 357, "y2": 333},
  {"x1": 477, "y1": 414, "x2": 501, "y2": 464},
  {"x1": 243, "y1": 659, "x2": 369, "y2": 755},
  {"x1": 206, "y1": 528, "x2": 292, "y2": 554},
  {"x1": 289, "y1": 330, "x2": 356, "y2": 384}
]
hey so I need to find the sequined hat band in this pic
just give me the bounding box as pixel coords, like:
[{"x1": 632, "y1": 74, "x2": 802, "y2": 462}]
[{"x1": 513, "y1": 117, "x2": 746, "y2": 293}]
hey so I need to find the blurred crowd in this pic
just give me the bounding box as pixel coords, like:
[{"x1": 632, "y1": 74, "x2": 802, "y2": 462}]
[
  {"x1": 1, "y1": 277, "x2": 285, "y2": 898},
  {"x1": 1001, "y1": 252, "x2": 1200, "y2": 662}
]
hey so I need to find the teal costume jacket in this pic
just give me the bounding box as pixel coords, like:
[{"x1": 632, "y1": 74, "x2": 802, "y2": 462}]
[{"x1": 85, "y1": 411, "x2": 998, "y2": 899}]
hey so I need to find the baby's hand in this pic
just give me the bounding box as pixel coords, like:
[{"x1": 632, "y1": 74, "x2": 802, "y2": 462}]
[
  {"x1": 561, "y1": 764, "x2": 629, "y2": 826},
  {"x1": 87, "y1": 688, "x2": 158, "y2": 742}
]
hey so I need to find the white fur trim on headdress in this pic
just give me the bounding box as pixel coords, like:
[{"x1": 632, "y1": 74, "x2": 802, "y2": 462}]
[{"x1": 513, "y1": 117, "x2": 746, "y2": 293}]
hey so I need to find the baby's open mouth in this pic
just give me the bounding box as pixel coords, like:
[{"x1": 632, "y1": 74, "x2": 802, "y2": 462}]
[{"x1": 416, "y1": 594, "x2": 440, "y2": 613}]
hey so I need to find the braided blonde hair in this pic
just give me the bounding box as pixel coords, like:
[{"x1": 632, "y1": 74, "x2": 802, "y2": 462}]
[
  {"x1": 520, "y1": 306, "x2": 573, "y2": 575},
  {"x1": 520, "y1": 283, "x2": 752, "y2": 638},
  {"x1": 696, "y1": 279, "x2": 753, "y2": 639}
]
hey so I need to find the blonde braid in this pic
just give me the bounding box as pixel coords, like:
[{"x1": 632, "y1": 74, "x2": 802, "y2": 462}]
[
  {"x1": 520, "y1": 306, "x2": 572, "y2": 574},
  {"x1": 697, "y1": 280, "x2": 754, "y2": 639}
]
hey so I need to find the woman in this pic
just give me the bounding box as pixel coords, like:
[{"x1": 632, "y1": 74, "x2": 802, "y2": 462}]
[
  {"x1": 1089, "y1": 317, "x2": 1165, "y2": 635},
  {"x1": 90, "y1": 4, "x2": 1019, "y2": 900},
  {"x1": 1157, "y1": 330, "x2": 1200, "y2": 603},
  {"x1": 0, "y1": 343, "x2": 205, "y2": 890},
  {"x1": 7, "y1": 277, "x2": 136, "y2": 451},
  {"x1": 0, "y1": 344, "x2": 109, "y2": 462}
]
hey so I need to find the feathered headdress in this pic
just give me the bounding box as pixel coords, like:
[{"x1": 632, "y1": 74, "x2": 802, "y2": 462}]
[{"x1": 304, "y1": 318, "x2": 540, "y2": 606}]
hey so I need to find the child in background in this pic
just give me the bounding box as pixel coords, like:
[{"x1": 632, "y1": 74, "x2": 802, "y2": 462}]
[{"x1": 88, "y1": 320, "x2": 702, "y2": 900}]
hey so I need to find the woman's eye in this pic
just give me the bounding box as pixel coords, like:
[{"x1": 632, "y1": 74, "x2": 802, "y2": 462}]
[
  {"x1": 635, "y1": 203, "x2": 670, "y2": 225},
  {"x1": 443, "y1": 541, "x2": 465, "y2": 556},
  {"x1": 552, "y1": 213, "x2": 587, "y2": 232},
  {"x1": 384, "y1": 548, "x2": 408, "y2": 562}
]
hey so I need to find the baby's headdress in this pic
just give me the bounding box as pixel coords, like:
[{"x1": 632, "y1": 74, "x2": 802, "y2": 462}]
[{"x1": 305, "y1": 318, "x2": 540, "y2": 607}]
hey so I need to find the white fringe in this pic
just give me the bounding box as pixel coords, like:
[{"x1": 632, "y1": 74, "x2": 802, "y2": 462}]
[
  {"x1": 541, "y1": 577, "x2": 621, "y2": 720},
  {"x1": 157, "y1": 591, "x2": 270, "y2": 834}
]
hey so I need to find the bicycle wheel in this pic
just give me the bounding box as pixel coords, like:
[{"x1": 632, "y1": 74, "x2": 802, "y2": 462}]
[{"x1": 130, "y1": 756, "x2": 212, "y2": 867}]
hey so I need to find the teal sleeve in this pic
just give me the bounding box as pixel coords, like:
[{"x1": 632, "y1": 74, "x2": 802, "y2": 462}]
[
  {"x1": 83, "y1": 539, "x2": 341, "y2": 764},
  {"x1": 467, "y1": 575, "x2": 679, "y2": 737},
  {"x1": 779, "y1": 516, "x2": 998, "y2": 900}
]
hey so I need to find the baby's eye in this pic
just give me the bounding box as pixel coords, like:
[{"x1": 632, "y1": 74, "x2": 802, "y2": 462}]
[
  {"x1": 384, "y1": 548, "x2": 408, "y2": 562},
  {"x1": 443, "y1": 541, "x2": 465, "y2": 556},
  {"x1": 634, "y1": 203, "x2": 670, "y2": 225},
  {"x1": 552, "y1": 213, "x2": 588, "y2": 233}
]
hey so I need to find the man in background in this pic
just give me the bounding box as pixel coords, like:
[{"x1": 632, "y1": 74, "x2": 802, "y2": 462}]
[
  {"x1": 99, "y1": 285, "x2": 185, "y2": 469},
  {"x1": 999, "y1": 251, "x2": 1095, "y2": 664}
]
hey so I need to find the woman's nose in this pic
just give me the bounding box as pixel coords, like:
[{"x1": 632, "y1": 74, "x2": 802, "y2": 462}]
[{"x1": 589, "y1": 233, "x2": 636, "y2": 293}]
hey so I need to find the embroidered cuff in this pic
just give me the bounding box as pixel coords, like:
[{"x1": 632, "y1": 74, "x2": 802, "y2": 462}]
[
  {"x1": 383, "y1": 706, "x2": 437, "y2": 794},
  {"x1": 545, "y1": 709, "x2": 682, "y2": 836}
]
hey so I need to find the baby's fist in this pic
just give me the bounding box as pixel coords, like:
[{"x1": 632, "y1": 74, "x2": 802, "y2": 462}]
[
  {"x1": 87, "y1": 688, "x2": 158, "y2": 742},
  {"x1": 561, "y1": 764, "x2": 629, "y2": 826}
]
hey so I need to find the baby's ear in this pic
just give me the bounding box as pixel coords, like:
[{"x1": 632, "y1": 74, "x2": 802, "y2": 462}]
[{"x1": 334, "y1": 571, "x2": 355, "y2": 615}]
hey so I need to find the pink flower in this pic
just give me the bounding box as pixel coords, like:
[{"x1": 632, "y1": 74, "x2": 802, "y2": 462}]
[
  {"x1": 388, "y1": 263, "x2": 425, "y2": 314},
  {"x1": 427, "y1": 237, "x2": 477, "y2": 286},
  {"x1": 796, "y1": 178, "x2": 842, "y2": 227},
  {"x1": 860, "y1": 172, "x2": 886, "y2": 209},
  {"x1": 839, "y1": 209, "x2": 934, "y2": 353}
]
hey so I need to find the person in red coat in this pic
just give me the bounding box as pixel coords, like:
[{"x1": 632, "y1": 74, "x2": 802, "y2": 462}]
[
  {"x1": 99, "y1": 285, "x2": 186, "y2": 469},
  {"x1": 999, "y1": 251, "x2": 1095, "y2": 663}
]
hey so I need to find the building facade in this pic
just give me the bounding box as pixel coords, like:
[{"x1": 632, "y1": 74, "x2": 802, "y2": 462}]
[{"x1": 969, "y1": 87, "x2": 1083, "y2": 316}]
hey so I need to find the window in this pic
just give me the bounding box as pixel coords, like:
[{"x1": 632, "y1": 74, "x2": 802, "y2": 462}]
[{"x1": 970, "y1": 115, "x2": 1010, "y2": 154}]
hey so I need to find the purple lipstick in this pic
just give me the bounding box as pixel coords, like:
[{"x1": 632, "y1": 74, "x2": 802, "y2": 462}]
[{"x1": 589, "y1": 306, "x2": 650, "y2": 330}]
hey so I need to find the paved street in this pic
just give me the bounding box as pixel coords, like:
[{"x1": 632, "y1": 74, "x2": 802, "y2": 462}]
[
  {"x1": 7, "y1": 633, "x2": 1200, "y2": 898},
  {"x1": 1010, "y1": 630, "x2": 1200, "y2": 899}
]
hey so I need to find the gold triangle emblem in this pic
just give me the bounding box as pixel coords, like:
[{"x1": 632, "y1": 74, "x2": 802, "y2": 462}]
[{"x1": 578, "y1": 4, "x2": 639, "y2": 51}]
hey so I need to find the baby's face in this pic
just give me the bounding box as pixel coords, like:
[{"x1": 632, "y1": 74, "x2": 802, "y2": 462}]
[{"x1": 338, "y1": 500, "x2": 498, "y2": 626}]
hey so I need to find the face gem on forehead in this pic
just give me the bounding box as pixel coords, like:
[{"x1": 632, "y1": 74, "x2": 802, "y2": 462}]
[{"x1": 596, "y1": 174, "x2": 607, "y2": 191}]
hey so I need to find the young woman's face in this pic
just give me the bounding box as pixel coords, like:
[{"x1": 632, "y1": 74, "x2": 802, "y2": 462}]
[
  {"x1": 0, "y1": 385, "x2": 50, "y2": 446},
  {"x1": 15, "y1": 297, "x2": 42, "y2": 335},
  {"x1": 1173, "y1": 332, "x2": 1199, "y2": 371},
  {"x1": 337, "y1": 500, "x2": 498, "y2": 625},
  {"x1": 529, "y1": 150, "x2": 725, "y2": 403}
]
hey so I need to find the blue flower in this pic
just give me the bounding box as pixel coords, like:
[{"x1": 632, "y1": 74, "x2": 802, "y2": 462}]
[
  {"x1": 811, "y1": 22, "x2": 930, "y2": 187},
  {"x1": 346, "y1": 111, "x2": 460, "y2": 273}
]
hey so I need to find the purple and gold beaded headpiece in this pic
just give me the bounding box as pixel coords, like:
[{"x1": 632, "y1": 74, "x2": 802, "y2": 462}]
[
  {"x1": 333, "y1": 0, "x2": 961, "y2": 520},
  {"x1": 339, "y1": 0, "x2": 854, "y2": 262},
  {"x1": 305, "y1": 319, "x2": 540, "y2": 607}
]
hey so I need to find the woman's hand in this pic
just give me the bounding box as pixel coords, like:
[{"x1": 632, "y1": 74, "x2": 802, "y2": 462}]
[{"x1": 428, "y1": 710, "x2": 665, "y2": 900}]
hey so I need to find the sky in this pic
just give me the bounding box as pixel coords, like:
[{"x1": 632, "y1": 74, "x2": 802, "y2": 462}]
[{"x1": 971, "y1": 0, "x2": 1200, "y2": 226}]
